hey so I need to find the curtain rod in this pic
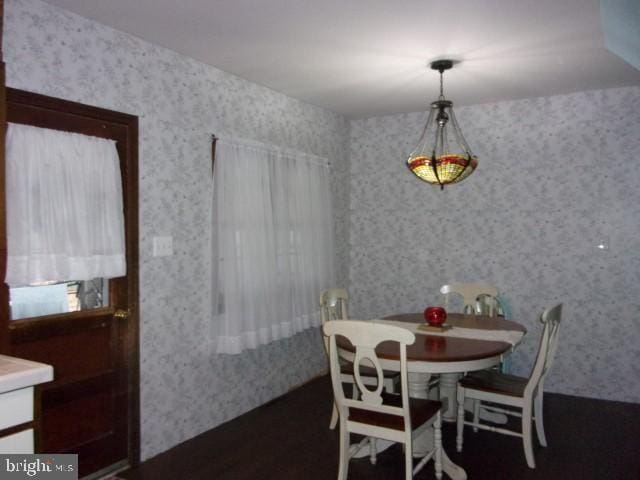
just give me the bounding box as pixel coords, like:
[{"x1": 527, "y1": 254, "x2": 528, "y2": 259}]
[{"x1": 211, "y1": 134, "x2": 331, "y2": 168}]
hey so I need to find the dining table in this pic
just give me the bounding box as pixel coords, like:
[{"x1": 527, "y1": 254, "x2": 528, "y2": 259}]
[{"x1": 337, "y1": 312, "x2": 526, "y2": 480}]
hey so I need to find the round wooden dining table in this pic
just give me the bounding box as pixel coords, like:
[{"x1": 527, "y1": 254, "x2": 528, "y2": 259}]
[
  {"x1": 382, "y1": 313, "x2": 526, "y2": 417},
  {"x1": 338, "y1": 313, "x2": 526, "y2": 480}
]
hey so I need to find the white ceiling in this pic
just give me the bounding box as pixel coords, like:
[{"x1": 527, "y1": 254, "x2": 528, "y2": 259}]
[{"x1": 44, "y1": 0, "x2": 640, "y2": 118}]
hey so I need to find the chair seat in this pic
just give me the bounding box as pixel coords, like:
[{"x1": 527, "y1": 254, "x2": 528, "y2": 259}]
[
  {"x1": 349, "y1": 393, "x2": 442, "y2": 431},
  {"x1": 459, "y1": 370, "x2": 528, "y2": 398},
  {"x1": 340, "y1": 362, "x2": 399, "y2": 379}
]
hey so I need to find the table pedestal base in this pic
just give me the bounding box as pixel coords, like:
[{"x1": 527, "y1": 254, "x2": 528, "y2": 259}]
[
  {"x1": 408, "y1": 372, "x2": 467, "y2": 480},
  {"x1": 353, "y1": 372, "x2": 468, "y2": 478},
  {"x1": 438, "y1": 373, "x2": 459, "y2": 422}
]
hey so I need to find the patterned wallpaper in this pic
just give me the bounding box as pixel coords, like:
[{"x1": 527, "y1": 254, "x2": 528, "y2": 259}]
[
  {"x1": 5, "y1": 0, "x2": 639, "y2": 465},
  {"x1": 4, "y1": 0, "x2": 350, "y2": 460},
  {"x1": 349, "y1": 86, "x2": 640, "y2": 403}
]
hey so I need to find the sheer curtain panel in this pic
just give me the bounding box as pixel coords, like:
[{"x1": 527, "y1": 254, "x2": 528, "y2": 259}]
[
  {"x1": 212, "y1": 138, "x2": 335, "y2": 354},
  {"x1": 5, "y1": 123, "x2": 126, "y2": 286}
]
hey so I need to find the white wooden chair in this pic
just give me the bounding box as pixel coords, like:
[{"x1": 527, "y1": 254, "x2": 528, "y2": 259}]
[
  {"x1": 441, "y1": 283, "x2": 510, "y2": 375},
  {"x1": 455, "y1": 303, "x2": 563, "y2": 468},
  {"x1": 320, "y1": 289, "x2": 399, "y2": 429},
  {"x1": 440, "y1": 282, "x2": 502, "y2": 317},
  {"x1": 323, "y1": 320, "x2": 443, "y2": 480}
]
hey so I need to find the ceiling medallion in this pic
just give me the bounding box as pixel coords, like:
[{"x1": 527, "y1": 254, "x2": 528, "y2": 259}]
[{"x1": 407, "y1": 59, "x2": 478, "y2": 189}]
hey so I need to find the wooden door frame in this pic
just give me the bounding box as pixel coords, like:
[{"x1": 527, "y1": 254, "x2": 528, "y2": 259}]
[
  {"x1": 0, "y1": 0, "x2": 7, "y2": 352},
  {"x1": 0, "y1": 87, "x2": 140, "y2": 470}
]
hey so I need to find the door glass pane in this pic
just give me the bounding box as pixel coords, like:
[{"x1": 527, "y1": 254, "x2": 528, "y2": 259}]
[{"x1": 9, "y1": 278, "x2": 109, "y2": 320}]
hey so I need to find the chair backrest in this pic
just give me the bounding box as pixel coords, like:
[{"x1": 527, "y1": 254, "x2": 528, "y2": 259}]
[
  {"x1": 320, "y1": 289, "x2": 349, "y2": 352},
  {"x1": 323, "y1": 320, "x2": 415, "y2": 432},
  {"x1": 525, "y1": 303, "x2": 563, "y2": 397},
  {"x1": 440, "y1": 283, "x2": 501, "y2": 317},
  {"x1": 320, "y1": 288, "x2": 349, "y2": 322}
]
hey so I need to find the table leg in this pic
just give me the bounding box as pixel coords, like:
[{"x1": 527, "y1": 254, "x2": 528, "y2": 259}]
[
  {"x1": 438, "y1": 373, "x2": 460, "y2": 422},
  {"x1": 408, "y1": 372, "x2": 467, "y2": 480},
  {"x1": 354, "y1": 372, "x2": 437, "y2": 459},
  {"x1": 352, "y1": 372, "x2": 471, "y2": 479}
]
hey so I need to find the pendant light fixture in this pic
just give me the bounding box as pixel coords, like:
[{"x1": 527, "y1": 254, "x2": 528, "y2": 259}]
[{"x1": 407, "y1": 59, "x2": 478, "y2": 189}]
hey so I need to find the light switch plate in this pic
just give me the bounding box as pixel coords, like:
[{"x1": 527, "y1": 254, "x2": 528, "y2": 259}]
[{"x1": 153, "y1": 236, "x2": 173, "y2": 257}]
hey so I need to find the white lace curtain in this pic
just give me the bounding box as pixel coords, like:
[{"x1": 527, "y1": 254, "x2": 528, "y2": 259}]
[
  {"x1": 211, "y1": 138, "x2": 335, "y2": 354},
  {"x1": 5, "y1": 123, "x2": 126, "y2": 287}
]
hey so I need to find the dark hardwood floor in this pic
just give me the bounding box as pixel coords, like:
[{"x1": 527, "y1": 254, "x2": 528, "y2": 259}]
[{"x1": 119, "y1": 375, "x2": 640, "y2": 480}]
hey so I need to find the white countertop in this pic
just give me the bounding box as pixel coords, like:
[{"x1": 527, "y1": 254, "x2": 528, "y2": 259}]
[{"x1": 0, "y1": 355, "x2": 53, "y2": 394}]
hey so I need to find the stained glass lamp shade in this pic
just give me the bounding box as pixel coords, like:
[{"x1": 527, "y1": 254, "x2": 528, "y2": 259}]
[{"x1": 407, "y1": 60, "x2": 478, "y2": 189}]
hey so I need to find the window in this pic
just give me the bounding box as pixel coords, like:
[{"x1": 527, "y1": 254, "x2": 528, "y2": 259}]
[{"x1": 211, "y1": 138, "x2": 335, "y2": 354}]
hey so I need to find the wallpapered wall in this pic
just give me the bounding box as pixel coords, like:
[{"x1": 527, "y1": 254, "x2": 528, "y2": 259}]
[
  {"x1": 5, "y1": 0, "x2": 639, "y2": 465},
  {"x1": 349, "y1": 85, "x2": 640, "y2": 403},
  {"x1": 4, "y1": 0, "x2": 351, "y2": 459}
]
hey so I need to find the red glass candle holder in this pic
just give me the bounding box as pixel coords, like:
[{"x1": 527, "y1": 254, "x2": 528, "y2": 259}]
[{"x1": 424, "y1": 306, "x2": 447, "y2": 326}]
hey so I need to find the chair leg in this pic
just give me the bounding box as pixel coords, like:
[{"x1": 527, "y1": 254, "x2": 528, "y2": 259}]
[
  {"x1": 534, "y1": 391, "x2": 547, "y2": 447},
  {"x1": 456, "y1": 388, "x2": 465, "y2": 452},
  {"x1": 404, "y1": 436, "x2": 413, "y2": 480},
  {"x1": 434, "y1": 412, "x2": 443, "y2": 480},
  {"x1": 473, "y1": 399, "x2": 480, "y2": 432},
  {"x1": 329, "y1": 403, "x2": 338, "y2": 430},
  {"x1": 522, "y1": 403, "x2": 536, "y2": 468},
  {"x1": 337, "y1": 421, "x2": 349, "y2": 480}
]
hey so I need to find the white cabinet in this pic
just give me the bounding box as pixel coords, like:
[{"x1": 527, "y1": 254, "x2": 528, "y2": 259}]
[
  {"x1": 0, "y1": 355, "x2": 53, "y2": 454},
  {"x1": 0, "y1": 387, "x2": 33, "y2": 429},
  {"x1": 0, "y1": 429, "x2": 34, "y2": 453}
]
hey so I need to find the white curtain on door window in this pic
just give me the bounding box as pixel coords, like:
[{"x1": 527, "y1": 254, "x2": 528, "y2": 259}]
[
  {"x1": 211, "y1": 138, "x2": 335, "y2": 354},
  {"x1": 5, "y1": 123, "x2": 126, "y2": 286}
]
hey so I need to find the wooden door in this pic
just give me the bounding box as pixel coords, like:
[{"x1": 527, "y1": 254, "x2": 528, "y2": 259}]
[{"x1": 0, "y1": 88, "x2": 139, "y2": 478}]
